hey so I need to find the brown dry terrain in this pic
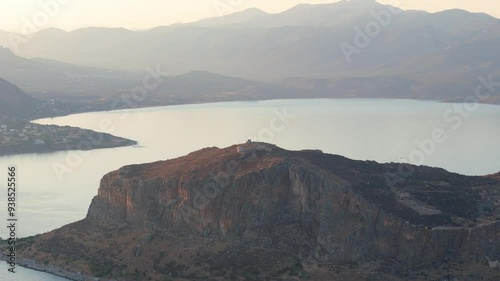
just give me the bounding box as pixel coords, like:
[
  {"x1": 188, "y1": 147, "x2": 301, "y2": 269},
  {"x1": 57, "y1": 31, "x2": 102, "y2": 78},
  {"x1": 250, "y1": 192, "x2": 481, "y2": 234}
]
[
  {"x1": 15, "y1": 143, "x2": 500, "y2": 281},
  {"x1": 16, "y1": 221, "x2": 500, "y2": 281}
]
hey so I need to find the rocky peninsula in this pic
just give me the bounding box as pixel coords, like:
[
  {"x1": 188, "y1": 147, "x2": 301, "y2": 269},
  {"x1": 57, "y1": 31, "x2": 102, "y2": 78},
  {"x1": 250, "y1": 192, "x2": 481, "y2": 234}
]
[{"x1": 15, "y1": 143, "x2": 500, "y2": 280}]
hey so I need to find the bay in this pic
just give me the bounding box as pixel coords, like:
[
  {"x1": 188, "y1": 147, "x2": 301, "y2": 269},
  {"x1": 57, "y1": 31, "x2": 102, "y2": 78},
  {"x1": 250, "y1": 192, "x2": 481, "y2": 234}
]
[{"x1": 1, "y1": 98, "x2": 500, "y2": 280}]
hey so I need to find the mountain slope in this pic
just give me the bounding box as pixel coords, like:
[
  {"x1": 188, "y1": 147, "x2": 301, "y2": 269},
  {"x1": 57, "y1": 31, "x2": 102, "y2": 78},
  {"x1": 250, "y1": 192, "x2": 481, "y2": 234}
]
[
  {"x1": 190, "y1": 8, "x2": 269, "y2": 27},
  {"x1": 16, "y1": 143, "x2": 500, "y2": 280},
  {"x1": 5, "y1": 1, "x2": 498, "y2": 78},
  {"x1": 0, "y1": 1, "x2": 499, "y2": 103},
  {"x1": 0, "y1": 47, "x2": 139, "y2": 97},
  {"x1": 150, "y1": 71, "x2": 304, "y2": 103},
  {"x1": 0, "y1": 77, "x2": 39, "y2": 117}
]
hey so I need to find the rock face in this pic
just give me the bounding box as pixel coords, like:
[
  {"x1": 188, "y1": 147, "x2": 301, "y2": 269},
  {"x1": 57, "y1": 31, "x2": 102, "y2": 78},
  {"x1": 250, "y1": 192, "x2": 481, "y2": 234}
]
[{"x1": 87, "y1": 142, "x2": 500, "y2": 265}]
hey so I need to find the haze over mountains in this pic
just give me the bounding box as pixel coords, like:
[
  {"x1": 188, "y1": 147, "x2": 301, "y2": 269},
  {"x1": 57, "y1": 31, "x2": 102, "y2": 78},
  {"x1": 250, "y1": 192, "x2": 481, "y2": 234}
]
[
  {"x1": 0, "y1": 47, "x2": 138, "y2": 97},
  {"x1": 1, "y1": 0, "x2": 499, "y2": 114},
  {"x1": 0, "y1": 77, "x2": 39, "y2": 117}
]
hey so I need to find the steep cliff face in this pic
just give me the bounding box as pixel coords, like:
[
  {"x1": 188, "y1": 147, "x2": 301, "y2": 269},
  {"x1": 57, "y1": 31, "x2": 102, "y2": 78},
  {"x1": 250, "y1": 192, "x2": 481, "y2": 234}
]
[{"x1": 86, "y1": 143, "x2": 500, "y2": 265}]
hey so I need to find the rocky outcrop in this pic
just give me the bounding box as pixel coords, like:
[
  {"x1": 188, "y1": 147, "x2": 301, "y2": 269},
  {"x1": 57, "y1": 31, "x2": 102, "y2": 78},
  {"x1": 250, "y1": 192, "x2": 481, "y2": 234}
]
[{"x1": 86, "y1": 142, "x2": 500, "y2": 265}]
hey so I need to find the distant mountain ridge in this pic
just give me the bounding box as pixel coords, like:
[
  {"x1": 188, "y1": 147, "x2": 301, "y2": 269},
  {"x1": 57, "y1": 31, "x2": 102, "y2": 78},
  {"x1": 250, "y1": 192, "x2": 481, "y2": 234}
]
[
  {"x1": 0, "y1": 47, "x2": 140, "y2": 97},
  {"x1": 1, "y1": 1, "x2": 497, "y2": 73},
  {"x1": 0, "y1": 1, "x2": 499, "y2": 104}
]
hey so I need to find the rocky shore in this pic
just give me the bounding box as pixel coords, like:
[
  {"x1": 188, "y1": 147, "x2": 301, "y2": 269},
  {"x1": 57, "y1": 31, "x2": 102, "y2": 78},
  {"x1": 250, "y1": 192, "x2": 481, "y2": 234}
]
[{"x1": 0, "y1": 255, "x2": 96, "y2": 281}]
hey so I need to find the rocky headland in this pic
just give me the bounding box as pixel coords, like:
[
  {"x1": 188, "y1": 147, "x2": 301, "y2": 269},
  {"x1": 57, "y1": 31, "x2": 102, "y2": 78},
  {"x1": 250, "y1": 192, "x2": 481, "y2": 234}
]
[{"x1": 16, "y1": 143, "x2": 500, "y2": 280}]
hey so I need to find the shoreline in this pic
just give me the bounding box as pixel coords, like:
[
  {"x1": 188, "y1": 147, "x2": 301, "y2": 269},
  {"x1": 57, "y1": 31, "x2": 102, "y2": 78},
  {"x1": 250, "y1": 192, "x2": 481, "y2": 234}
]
[
  {"x1": 4, "y1": 96, "x2": 494, "y2": 159},
  {"x1": 30, "y1": 96, "x2": 500, "y2": 121},
  {"x1": 0, "y1": 256, "x2": 97, "y2": 281},
  {"x1": 0, "y1": 140, "x2": 138, "y2": 158}
]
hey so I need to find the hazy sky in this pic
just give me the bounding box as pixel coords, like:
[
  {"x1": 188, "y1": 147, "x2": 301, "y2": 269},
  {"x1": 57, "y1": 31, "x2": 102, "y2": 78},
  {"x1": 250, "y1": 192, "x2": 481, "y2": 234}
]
[{"x1": 0, "y1": 0, "x2": 499, "y2": 33}]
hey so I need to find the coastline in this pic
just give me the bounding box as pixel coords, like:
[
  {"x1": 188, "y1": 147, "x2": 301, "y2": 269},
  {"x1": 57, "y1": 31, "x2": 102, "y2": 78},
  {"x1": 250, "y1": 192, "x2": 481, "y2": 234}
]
[
  {"x1": 0, "y1": 140, "x2": 138, "y2": 157},
  {"x1": 1, "y1": 97, "x2": 498, "y2": 280},
  {"x1": 30, "y1": 96, "x2": 500, "y2": 121},
  {"x1": 4, "y1": 96, "x2": 494, "y2": 158},
  {"x1": 0, "y1": 256, "x2": 96, "y2": 281}
]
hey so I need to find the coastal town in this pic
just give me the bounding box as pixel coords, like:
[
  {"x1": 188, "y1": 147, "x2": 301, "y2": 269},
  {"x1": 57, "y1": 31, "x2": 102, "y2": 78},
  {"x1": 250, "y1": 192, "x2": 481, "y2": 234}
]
[{"x1": 0, "y1": 116, "x2": 136, "y2": 156}]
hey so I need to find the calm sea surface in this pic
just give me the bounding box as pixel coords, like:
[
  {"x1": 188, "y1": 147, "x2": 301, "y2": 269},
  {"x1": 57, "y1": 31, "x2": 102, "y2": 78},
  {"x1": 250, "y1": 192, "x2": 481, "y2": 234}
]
[{"x1": 1, "y1": 99, "x2": 499, "y2": 280}]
